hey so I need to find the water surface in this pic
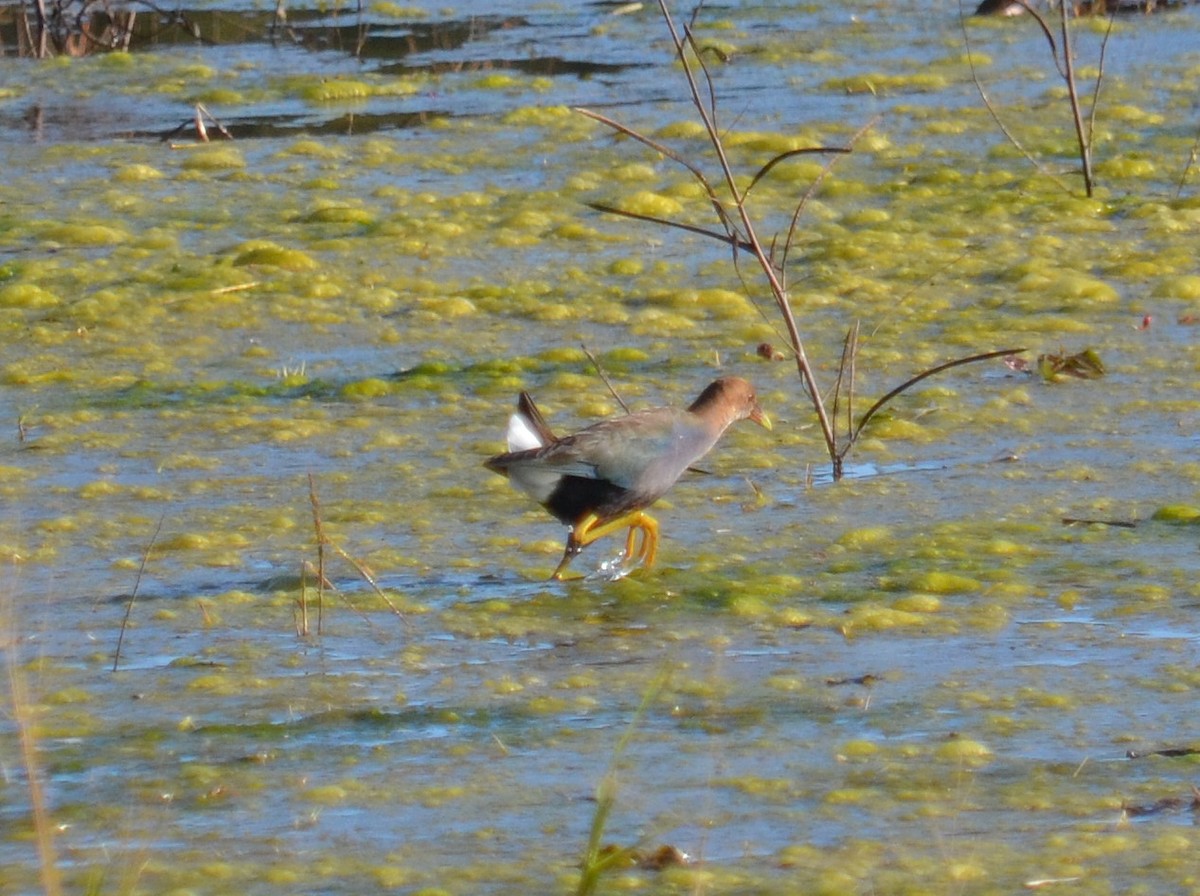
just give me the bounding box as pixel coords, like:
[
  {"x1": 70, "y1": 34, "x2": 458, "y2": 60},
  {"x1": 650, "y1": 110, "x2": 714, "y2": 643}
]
[{"x1": 2, "y1": 1, "x2": 1200, "y2": 893}]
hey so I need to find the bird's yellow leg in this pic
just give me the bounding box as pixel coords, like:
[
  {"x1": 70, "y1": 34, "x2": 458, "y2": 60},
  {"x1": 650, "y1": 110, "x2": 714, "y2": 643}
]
[
  {"x1": 551, "y1": 511, "x2": 661, "y2": 579},
  {"x1": 623, "y1": 526, "x2": 641, "y2": 564},
  {"x1": 619, "y1": 515, "x2": 659, "y2": 569},
  {"x1": 635, "y1": 514, "x2": 659, "y2": 567}
]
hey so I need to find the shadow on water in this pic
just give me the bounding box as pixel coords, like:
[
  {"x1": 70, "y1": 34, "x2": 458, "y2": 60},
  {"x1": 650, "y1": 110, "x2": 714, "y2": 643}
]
[
  {"x1": 0, "y1": 4, "x2": 641, "y2": 138},
  {"x1": 0, "y1": 6, "x2": 530, "y2": 57}
]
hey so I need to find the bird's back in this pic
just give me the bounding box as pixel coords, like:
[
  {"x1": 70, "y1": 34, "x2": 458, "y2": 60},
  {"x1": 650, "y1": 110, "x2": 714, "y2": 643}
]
[{"x1": 487, "y1": 406, "x2": 723, "y2": 525}]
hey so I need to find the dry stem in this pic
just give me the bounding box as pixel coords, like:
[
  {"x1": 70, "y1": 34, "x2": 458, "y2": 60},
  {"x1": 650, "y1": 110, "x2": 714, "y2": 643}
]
[{"x1": 112, "y1": 513, "x2": 165, "y2": 672}]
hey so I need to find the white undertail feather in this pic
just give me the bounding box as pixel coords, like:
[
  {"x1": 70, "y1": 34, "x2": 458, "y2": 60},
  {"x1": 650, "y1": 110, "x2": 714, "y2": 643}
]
[{"x1": 505, "y1": 413, "x2": 544, "y2": 452}]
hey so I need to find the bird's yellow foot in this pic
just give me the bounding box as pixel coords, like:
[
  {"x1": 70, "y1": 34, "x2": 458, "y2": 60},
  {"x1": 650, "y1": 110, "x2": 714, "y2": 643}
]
[{"x1": 551, "y1": 511, "x2": 660, "y2": 580}]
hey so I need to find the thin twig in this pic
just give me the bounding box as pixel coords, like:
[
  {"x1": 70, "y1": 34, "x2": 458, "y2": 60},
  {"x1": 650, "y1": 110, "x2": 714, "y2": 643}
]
[
  {"x1": 308, "y1": 474, "x2": 407, "y2": 628},
  {"x1": 585, "y1": 202, "x2": 754, "y2": 252},
  {"x1": 112, "y1": 513, "x2": 165, "y2": 672},
  {"x1": 210, "y1": 281, "x2": 259, "y2": 296},
  {"x1": 581, "y1": 343, "x2": 631, "y2": 414},
  {"x1": 660, "y1": 0, "x2": 839, "y2": 465},
  {"x1": 329, "y1": 541, "x2": 407, "y2": 623},
  {"x1": 830, "y1": 325, "x2": 853, "y2": 441},
  {"x1": 1087, "y1": 9, "x2": 1116, "y2": 154},
  {"x1": 958, "y1": 0, "x2": 1071, "y2": 192},
  {"x1": 573, "y1": 106, "x2": 739, "y2": 239},
  {"x1": 308, "y1": 473, "x2": 326, "y2": 635},
  {"x1": 779, "y1": 117, "x2": 878, "y2": 272},
  {"x1": 843, "y1": 348, "x2": 1025, "y2": 457},
  {"x1": 1175, "y1": 121, "x2": 1200, "y2": 199},
  {"x1": 297, "y1": 559, "x2": 308, "y2": 636},
  {"x1": 745, "y1": 145, "x2": 851, "y2": 199},
  {"x1": 1057, "y1": 2, "x2": 1093, "y2": 196}
]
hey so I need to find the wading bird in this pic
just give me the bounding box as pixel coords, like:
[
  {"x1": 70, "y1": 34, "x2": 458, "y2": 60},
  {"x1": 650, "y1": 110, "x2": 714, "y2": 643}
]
[{"x1": 484, "y1": 376, "x2": 771, "y2": 578}]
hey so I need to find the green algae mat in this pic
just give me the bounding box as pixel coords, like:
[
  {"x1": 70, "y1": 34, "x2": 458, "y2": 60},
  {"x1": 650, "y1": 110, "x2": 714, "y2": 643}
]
[{"x1": 2, "y1": 2, "x2": 1200, "y2": 893}]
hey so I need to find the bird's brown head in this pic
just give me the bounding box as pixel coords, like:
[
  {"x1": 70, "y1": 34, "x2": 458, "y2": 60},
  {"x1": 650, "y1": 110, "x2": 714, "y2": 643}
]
[{"x1": 689, "y1": 376, "x2": 772, "y2": 431}]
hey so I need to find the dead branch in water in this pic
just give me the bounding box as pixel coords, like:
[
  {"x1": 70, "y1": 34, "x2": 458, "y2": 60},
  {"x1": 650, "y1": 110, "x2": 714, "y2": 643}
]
[
  {"x1": 306, "y1": 473, "x2": 407, "y2": 636},
  {"x1": 960, "y1": 0, "x2": 1115, "y2": 197},
  {"x1": 112, "y1": 513, "x2": 165, "y2": 672},
  {"x1": 579, "y1": 0, "x2": 1026, "y2": 479}
]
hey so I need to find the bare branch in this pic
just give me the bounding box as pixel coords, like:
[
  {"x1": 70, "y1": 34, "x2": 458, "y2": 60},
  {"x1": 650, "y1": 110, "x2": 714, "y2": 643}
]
[
  {"x1": 744, "y1": 145, "x2": 851, "y2": 198},
  {"x1": 842, "y1": 348, "x2": 1026, "y2": 458},
  {"x1": 112, "y1": 513, "x2": 165, "y2": 672},
  {"x1": 655, "y1": 0, "x2": 839, "y2": 463},
  {"x1": 586, "y1": 202, "x2": 754, "y2": 251},
  {"x1": 582, "y1": 343, "x2": 632, "y2": 414},
  {"x1": 780, "y1": 117, "x2": 878, "y2": 271},
  {"x1": 959, "y1": 0, "x2": 1071, "y2": 192}
]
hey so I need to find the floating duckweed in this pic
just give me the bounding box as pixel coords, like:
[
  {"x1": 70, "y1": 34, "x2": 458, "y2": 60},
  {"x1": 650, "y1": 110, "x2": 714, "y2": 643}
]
[
  {"x1": 767, "y1": 158, "x2": 828, "y2": 183},
  {"x1": 1106, "y1": 104, "x2": 1164, "y2": 126},
  {"x1": 765, "y1": 674, "x2": 806, "y2": 693},
  {"x1": 0, "y1": 283, "x2": 61, "y2": 309},
  {"x1": 1095, "y1": 157, "x2": 1156, "y2": 179},
  {"x1": 419, "y1": 296, "x2": 477, "y2": 318},
  {"x1": 95, "y1": 50, "x2": 134, "y2": 68},
  {"x1": 773, "y1": 607, "x2": 814, "y2": 629},
  {"x1": 1114, "y1": 582, "x2": 1171, "y2": 605},
  {"x1": 605, "y1": 346, "x2": 650, "y2": 364},
  {"x1": 865, "y1": 417, "x2": 930, "y2": 442},
  {"x1": 1153, "y1": 275, "x2": 1200, "y2": 301},
  {"x1": 487, "y1": 677, "x2": 525, "y2": 695},
  {"x1": 842, "y1": 208, "x2": 891, "y2": 227},
  {"x1": 528, "y1": 695, "x2": 571, "y2": 714},
  {"x1": 935, "y1": 738, "x2": 993, "y2": 763},
  {"x1": 605, "y1": 258, "x2": 643, "y2": 277},
  {"x1": 552, "y1": 222, "x2": 598, "y2": 240},
  {"x1": 836, "y1": 527, "x2": 892, "y2": 550},
  {"x1": 824, "y1": 786, "x2": 877, "y2": 805},
  {"x1": 43, "y1": 223, "x2": 128, "y2": 246},
  {"x1": 1151, "y1": 504, "x2": 1200, "y2": 525},
  {"x1": 725, "y1": 130, "x2": 811, "y2": 154},
  {"x1": 945, "y1": 862, "x2": 987, "y2": 883},
  {"x1": 557, "y1": 672, "x2": 598, "y2": 690},
  {"x1": 475, "y1": 73, "x2": 520, "y2": 90},
  {"x1": 372, "y1": 2, "x2": 427, "y2": 16},
  {"x1": 159, "y1": 453, "x2": 220, "y2": 471},
  {"x1": 572, "y1": 399, "x2": 619, "y2": 421},
  {"x1": 113, "y1": 163, "x2": 164, "y2": 182},
  {"x1": 501, "y1": 105, "x2": 572, "y2": 126},
  {"x1": 233, "y1": 242, "x2": 318, "y2": 270},
  {"x1": 78, "y1": 479, "x2": 120, "y2": 499},
  {"x1": 617, "y1": 191, "x2": 684, "y2": 218},
  {"x1": 178, "y1": 146, "x2": 246, "y2": 170},
  {"x1": 303, "y1": 785, "x2": 349, "y2": 803},
  {"x1": 607, "y1": 163, "x2": 659, "y2": 184},
  {"x1": 1017, "y1": 271, "x2": 1119, "y2": 303},
  {"x1": 728, "y1": 594, "x2": 772, "y2": 618},
  {"x1": 196, "y1": 87, "x2": 243, "y2": 105},
  {"x1": 301, "y1": 79, "x2": 372, "y2": 102},
  {"x1": 47, "y1": 687, "x2": 92, "y2": 704},
  {"x1": 302, "y1": 205, "x2": 375, "y2": 225},
  {"x1": 691, "y1": 287, "x2": 754, "y2": 319},
  {"x1": 892, "y1": 593, "x2": 941, "y2": 613},
  {"x1": 158, "y1": 532, "x2": 214, "y2": 551},
  {"x1": 823, "y1": 72, "x2": 950, "y2": 94},
  {"x1": 187, "y1": 674, "x2": 268, "y2": 696},
  {"x1": 910, "y1": 572, "x2": 980, "y2": 595},
  {"x1": 838, "y1": 739, "x2": 879, "y2": 760},
  {"x1": 654, "y1": 120, "x2": 707, "y2": 140},
  {"x1": 845, "y1": 604, "x2": 924, "y2": 631}
]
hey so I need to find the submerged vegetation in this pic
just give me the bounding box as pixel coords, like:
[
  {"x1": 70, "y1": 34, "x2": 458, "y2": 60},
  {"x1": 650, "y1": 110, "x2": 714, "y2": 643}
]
[{"x1": 1, "y1": 0, "x2": 1200, "y2": 893}]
